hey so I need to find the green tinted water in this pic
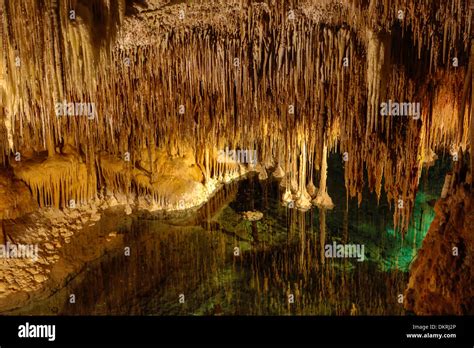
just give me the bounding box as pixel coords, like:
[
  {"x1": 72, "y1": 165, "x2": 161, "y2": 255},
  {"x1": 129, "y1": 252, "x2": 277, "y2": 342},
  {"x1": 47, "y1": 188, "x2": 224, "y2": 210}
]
[{"x1": 9, "y1": 155, "x2": 450, "y2": 315}]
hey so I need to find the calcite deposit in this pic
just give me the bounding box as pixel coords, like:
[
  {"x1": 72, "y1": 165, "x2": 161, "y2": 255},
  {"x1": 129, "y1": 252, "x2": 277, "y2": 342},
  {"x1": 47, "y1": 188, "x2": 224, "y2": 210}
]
[
  {"x1": 0, "y1": 0, "x2": 471, "y2": 230},
  {"x1": 0, "y1": 0, "x2": 472, "y2": 312}
]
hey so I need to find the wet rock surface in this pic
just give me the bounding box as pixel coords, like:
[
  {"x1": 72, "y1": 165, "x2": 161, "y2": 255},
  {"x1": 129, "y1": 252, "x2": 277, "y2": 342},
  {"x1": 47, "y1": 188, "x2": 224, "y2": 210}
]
[{"x1": 404, "y1": 184, "x2": 474, "y2": 315}]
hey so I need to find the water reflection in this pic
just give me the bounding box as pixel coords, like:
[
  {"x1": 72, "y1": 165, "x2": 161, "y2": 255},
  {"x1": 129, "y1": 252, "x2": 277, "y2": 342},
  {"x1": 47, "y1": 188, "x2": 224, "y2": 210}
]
[{"x1": 7, "y1": 156, "x2": 449, "y2": 316}]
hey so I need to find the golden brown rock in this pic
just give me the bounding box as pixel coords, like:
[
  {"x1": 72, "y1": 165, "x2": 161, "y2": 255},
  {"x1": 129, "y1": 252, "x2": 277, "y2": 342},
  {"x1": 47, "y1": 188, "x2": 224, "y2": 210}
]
[{"x1": 404, "y1": 185, "x2": 474, "y2": 315}]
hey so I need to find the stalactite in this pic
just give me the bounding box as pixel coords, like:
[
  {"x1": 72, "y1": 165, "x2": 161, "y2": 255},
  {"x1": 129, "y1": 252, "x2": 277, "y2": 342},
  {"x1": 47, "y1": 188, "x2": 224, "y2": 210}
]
[
  {"x1": 296, "y1": 140, "x2": 312, "y2": 210},
  {"x1": 12, "y1": 152, "x2": 96, "y2": 208},
  {"x1": 0, "y1": 0, "x2": 471, "y2": 233},
  {"x1": 366, "y1": 29, "x2": 391, "y2": 137}
]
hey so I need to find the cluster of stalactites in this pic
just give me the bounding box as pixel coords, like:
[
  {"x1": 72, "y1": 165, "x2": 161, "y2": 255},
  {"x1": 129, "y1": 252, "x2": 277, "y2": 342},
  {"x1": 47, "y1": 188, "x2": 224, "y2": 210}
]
[
  {"x1": 0, "y1": 0, "x2": 471, "y2": 234},
  {"x1": 0, "y1": 0, "x2": 125, "y2": 157}
]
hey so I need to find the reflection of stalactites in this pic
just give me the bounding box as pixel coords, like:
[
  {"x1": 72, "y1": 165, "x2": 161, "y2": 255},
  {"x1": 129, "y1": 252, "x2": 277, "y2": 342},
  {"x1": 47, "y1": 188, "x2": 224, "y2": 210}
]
[
  {"x1": 287, "y1": 206, "x2": 296, "y2": 240},
  {"x1": 298, "y1": 209, "x2": 306, "y2": 275},
  {"x1": 319, "y1": 208, "x2": 326, "y2": 265},
  {"x1": 343, "y1": 201, "x2": 349, "y2": 244}
]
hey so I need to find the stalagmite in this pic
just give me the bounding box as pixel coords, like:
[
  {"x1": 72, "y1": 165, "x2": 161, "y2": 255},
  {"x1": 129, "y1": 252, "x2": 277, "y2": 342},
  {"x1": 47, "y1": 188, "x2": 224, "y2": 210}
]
[
  {"x1": 422, "y1": 148, "x2": 438, "y2": 168},
  {"x1": 296, "y1": 141, "x2": 312, "y2": 210},
  {"x1": 255, "y1": 163, "x2": 268, "y2": 180},
  {"x1": 306, "y1": 180, "x2": 317, "y2": 198},
  {"x1": 273, "y1": 164, "x2": 285, "y2": 179},
  {"x1": 312, "y1": 142, "x2": 334, "y2": 210}
]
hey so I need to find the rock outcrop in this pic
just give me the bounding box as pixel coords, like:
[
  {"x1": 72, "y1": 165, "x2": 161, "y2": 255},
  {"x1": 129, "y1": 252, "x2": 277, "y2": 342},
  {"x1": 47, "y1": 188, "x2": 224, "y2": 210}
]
[{"x1": 404, "y1": 184, "x2": 474, "y2": 315}]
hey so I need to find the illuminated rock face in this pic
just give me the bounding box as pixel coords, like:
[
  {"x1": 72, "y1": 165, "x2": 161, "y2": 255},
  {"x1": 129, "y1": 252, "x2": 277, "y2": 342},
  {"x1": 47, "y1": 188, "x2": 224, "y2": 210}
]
[
  {"x1": 0, "y1": 0, "x2": 471, "y2": 232},
  {"x1": 404, "y1": 184, "x2": 474, "y2": 315},
  {"x1": 0, "y1": 172, "x2": 36, "y2": 220}
]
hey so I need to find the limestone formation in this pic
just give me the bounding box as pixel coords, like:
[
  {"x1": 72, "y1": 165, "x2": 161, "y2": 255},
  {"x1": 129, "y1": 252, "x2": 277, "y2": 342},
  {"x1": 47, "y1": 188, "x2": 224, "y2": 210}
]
[{"x1": 0, "y1": 0, "x2": 471, "y2": 234}]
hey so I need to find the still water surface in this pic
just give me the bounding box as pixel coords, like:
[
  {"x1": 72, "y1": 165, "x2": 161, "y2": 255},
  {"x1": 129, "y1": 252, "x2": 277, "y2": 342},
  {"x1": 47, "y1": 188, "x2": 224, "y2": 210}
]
[{"x1": 9, "y1": 155, "x2": 449, "y2": 315}]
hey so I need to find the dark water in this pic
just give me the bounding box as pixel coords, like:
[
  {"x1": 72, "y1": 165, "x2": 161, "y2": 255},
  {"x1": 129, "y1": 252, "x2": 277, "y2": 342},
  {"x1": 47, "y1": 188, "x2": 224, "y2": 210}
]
[{"x1": 9, "y1": 155, "x2": 451, "y2": 315}]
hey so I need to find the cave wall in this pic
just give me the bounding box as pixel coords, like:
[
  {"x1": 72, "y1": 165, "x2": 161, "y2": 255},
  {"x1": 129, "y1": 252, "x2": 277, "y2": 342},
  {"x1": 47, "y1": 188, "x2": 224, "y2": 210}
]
[{"x1": 404, "y1": 180, "x2": 474, "y2": 315}]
